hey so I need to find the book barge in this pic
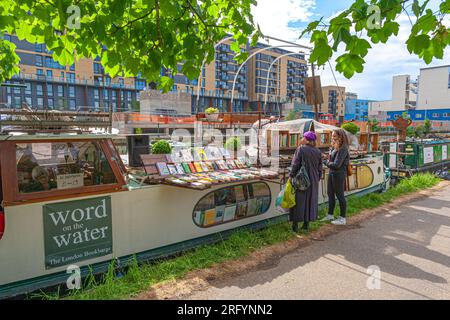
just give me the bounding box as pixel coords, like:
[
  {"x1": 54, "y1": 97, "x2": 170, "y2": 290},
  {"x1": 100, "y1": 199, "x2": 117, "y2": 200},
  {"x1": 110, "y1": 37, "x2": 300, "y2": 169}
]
[{"x1": 0, "y1": 109, "x2": 448, "y2": 299}]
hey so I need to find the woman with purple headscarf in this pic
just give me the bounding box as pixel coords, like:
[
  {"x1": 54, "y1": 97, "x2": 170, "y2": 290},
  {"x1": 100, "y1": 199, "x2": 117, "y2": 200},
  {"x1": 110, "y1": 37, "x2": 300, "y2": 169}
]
[{"x1": 289, "y1": 131, "x2": 323, "y2": 232}]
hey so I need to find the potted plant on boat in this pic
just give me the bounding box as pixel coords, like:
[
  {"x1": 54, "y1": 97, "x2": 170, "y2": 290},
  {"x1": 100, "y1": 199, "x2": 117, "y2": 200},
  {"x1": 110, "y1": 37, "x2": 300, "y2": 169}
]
[
  {"x1": 151, "y1": 140, "x2": 172, "y2": 155},
  {"x1": 205, "y1": 107, "x2": 220, "y2": 121}
]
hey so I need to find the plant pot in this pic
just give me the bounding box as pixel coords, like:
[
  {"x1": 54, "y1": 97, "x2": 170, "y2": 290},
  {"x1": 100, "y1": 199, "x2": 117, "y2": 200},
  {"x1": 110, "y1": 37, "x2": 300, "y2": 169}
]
[{"x1": 206, "y1": 113, "x2": 219, "y2": 121}]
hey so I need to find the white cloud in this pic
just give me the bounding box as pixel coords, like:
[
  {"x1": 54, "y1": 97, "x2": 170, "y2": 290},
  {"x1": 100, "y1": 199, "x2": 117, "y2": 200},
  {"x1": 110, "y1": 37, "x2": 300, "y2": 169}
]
[
  {"x1": 251, "y1": 0, "x2": 450, "y2": 101},
  {"x1": 251, "y1": 0, "x2": 315, "y2": 47},
  {"x1": 319, "y1": 14, "x2": 450, "y2": 101}
]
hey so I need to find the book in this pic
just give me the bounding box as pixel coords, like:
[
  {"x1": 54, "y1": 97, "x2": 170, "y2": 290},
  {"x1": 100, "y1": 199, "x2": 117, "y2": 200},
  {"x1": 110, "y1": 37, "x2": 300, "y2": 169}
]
[
  {"x1": 205, "y1": 161, "x2": 215, "y2": 172},
  {"x1": 188, "y1": 162, "x2": 197, "y2": 173},
  {"x1": 194, "y1": 162, "x2": 203, "y2": 173},
  {"x1": 226, "y1": 160, "x2": 237, "y2": 169},
  {"x1": 247, "y1": 198, "x2": 258, "y2": 216},
  {"x1": 175, "y1": 163, "x2": 185, "y2": 175},
  {"x1": 182, "y1": 163, "x2": 191, "y2": 174},
  {"x1": 181, "y1": 149, "x2": 194, "y2": 162},
  {"x1": 200, "y1": 162, "x2": 209, "y2": 172},
  {"x1": 212, "y1": 162, "x2": 219, "y2": 171},
  {"x1": 156, "y1": 162, "x2": 170, "y2": 176},
  {"x1": 194, "y1": 147, "x2": 208, "y2": 161},
  {"x1": 219, "y1": 147, "x2": 232, "y2": 159},
  {"x1": 205, "y1": 146, "x2": 222, "y2": 160},
  {"x1": 236, "y1": 201, "x2": 248, "y2": 218},
  {"x1": 215, "y1": 205, "x2": 225, "y2": 223},
  {"x1": 167, "y1": 164, "x2": 178, "y2": 175},
  {"x1": 170, "y1": 150, "x2": 185, "y2": 163},
  {"x1": 193, "y1": 211, "x2": 205, "y2": 226},
  {"x1": 223, "y1": 205, "x2": 237, "y2": 222},
  {"x1": 204, "y1": 209, "x2": 217, "y2": 226}
]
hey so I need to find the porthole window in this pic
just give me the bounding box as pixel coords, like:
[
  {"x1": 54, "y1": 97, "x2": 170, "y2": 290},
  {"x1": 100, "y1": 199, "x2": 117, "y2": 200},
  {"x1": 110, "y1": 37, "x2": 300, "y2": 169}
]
[{"x1": 193, "y1": 182, "x2": 272, "y2": 228}]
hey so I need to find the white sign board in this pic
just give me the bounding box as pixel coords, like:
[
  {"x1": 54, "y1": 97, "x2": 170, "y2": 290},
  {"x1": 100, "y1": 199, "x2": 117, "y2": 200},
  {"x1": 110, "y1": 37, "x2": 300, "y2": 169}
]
[
  {"x1": 423, "y1": 147, "x2": 434, "y2": 164},
  {"x1": 56, "y1": 173, "x2": 84, "y2": 190},
  {"x1": 32, "y1": 143, "x2": 52, "y2": 160},
  {"x1": 443, "y1": 145, "x2": 448, "y2": 160},
  {"x1": 389, "y1": 143, "x2": 397, "y2": 168}
]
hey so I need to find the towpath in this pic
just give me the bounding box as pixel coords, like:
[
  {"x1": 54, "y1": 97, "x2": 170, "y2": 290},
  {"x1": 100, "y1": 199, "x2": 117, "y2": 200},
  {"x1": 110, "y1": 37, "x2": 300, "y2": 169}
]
[{"x1": 185, "y1": 182, "x2": 450, "y2": 299}]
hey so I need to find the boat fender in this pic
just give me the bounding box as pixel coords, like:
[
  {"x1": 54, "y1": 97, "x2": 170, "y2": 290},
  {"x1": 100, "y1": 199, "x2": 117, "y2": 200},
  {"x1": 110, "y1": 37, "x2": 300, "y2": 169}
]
[{"x1": 0, "y1": 210, "x2": 4, "y2": 240}]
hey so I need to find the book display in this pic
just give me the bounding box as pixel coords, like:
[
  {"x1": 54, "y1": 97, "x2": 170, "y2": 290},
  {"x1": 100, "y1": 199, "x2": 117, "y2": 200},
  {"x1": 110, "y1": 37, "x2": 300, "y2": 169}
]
[{"x1": 140, "y1": 147, "x2": 279, "y2": 190}]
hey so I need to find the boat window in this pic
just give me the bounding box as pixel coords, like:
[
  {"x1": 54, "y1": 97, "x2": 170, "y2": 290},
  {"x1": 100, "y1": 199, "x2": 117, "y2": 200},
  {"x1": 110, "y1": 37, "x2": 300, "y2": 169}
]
[
  {"x1": 16, "y1": 141, "x2": 117, "y2": 194},
  {"x1": 193, "y1": 182, "x2": 271, "y2": 228}
]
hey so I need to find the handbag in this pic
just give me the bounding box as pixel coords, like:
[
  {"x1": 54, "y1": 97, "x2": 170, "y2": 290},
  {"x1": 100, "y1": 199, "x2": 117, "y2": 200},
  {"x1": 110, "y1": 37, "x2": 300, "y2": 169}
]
[
  {"x1": 347, "y1": 163, "x2": 353, "y2": 177},
  {"x1": 292, "y1": 158, "x2": 311, "y2": 191}
]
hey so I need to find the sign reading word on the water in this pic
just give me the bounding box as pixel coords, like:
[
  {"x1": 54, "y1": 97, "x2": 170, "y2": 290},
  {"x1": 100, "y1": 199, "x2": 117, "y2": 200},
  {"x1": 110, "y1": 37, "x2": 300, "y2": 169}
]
[
  {"x1": 56, "y1": 173, "x2": 84, "y2": 190},
  {"x1": 43, "y1": 196, "x2": 112, "y2": 269},
  {"x1": 423, "y1": 147, "x2": 434, "y2": 164}
]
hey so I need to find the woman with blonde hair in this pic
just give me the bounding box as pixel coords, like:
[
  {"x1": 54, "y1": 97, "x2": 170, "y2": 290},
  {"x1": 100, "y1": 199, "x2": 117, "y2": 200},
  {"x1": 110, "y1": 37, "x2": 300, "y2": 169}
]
[{"x1": 323, "y1": 129, "x2": 350, "y2": 225}]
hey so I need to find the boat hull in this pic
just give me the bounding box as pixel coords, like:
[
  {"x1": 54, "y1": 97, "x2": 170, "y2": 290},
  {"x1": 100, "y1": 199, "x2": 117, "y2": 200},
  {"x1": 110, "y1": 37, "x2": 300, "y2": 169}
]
[{"x1": 0, "y1": 157, "x2": 386, "y2": 298}]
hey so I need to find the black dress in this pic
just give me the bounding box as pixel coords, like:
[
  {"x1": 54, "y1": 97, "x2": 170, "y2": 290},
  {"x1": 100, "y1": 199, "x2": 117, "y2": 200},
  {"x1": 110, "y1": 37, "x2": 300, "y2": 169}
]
[{"x1": 289, "y1": 145, "x2": 322, "y2": 223}]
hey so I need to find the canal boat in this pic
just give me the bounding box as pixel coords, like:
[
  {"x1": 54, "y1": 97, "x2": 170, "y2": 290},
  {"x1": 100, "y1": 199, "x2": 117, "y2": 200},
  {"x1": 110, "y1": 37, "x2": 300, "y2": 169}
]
[{"x1": 0, "y1": 112, "x2": 388, "y2": 298}]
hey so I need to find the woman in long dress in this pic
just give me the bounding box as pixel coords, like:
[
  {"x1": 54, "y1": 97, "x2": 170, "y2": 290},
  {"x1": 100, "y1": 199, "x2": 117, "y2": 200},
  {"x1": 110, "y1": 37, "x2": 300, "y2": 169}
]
[{"x1": 289, "y1": 131, "x2": 323, "y2": 232}]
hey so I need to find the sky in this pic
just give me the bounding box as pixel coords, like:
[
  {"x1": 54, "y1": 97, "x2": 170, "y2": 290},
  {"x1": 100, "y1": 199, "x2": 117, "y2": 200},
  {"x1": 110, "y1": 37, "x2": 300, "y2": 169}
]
[{"x1": 251, "y1": 0, "x2": 450, "y2": 101}]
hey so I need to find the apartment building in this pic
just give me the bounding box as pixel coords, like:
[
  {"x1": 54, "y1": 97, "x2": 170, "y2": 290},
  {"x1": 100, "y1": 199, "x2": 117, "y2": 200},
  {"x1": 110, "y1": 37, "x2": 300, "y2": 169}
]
[
  {"x1": 321, "y1": 85, "x2": 346, "y2": 121},
  {"x1": 0, "y1": 35, "x2": 308, "y2": 114},
  {"x1": 417, "y1": 65, "x2": 450, "y2": 110},
  {"x1": 391, "y1": 74, "x2": 417, "y2": 110}
]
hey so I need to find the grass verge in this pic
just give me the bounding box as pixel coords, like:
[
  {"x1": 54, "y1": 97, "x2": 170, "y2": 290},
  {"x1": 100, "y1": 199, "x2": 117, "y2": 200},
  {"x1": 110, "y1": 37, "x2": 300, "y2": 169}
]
[{"x1": 32, "y1": 173, "x2": 441, "y2": 300}]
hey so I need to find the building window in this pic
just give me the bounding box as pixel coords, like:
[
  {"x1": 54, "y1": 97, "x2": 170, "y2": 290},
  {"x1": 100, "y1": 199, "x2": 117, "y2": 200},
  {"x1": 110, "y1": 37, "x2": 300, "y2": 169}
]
[
  {"x1": 93, "y1": 62, "x2": 103, "y2": 74},
  {"x1": 106, "y1": 76, "x2": 111, "y2": 86},
  {"x1": 94, "y1": 89, "x2": 99, "y2": 100},
  {"x1": 35, "y1": 55, "x2": 43, "y2": 67},
  {"x1": 111, "y1": 91, "x2": 116, "y2": 100},
  {"x1": 57, "y1": 85, "x2": 63, "y2": 97},
  {"x1": 47, "y1": 84, "x2": 53, "y2": 96},
  {"x1": 25, "y1": 83, "x2": 32, "y2": 95},
  {"x1": 69, "y1": 86, "x2": 75, "y2": 98},
  {"x1": 46, "y1": 70, "x2": 53, "y2": 80},
  {"x1": 60, "y1": 72, "x2": 64, "y2": 81},
  {"x1": 37, "y1": 97, "x2": 44, "y2": 107},
  {"x1": 67, "y1": 72, "x2": 75, "y2": 83},
  {"x1": 48, "y1": 98, "x2": 54, "y2": 109},
  {"x1": 69, "y1": 63, "x2": 75, "y2": 71},
  {"x1": 69, "y1": 99, "x2": 76, "y2": 110},
  {"x1": 36, "y1": 84, "x2": 43, "y2": 96},
  {"x1": 103, "y1": 89, "x2": 108, "y2": 100},
  {"x1": 135, "y1": 79, "x2": 146, "y2": 90}
]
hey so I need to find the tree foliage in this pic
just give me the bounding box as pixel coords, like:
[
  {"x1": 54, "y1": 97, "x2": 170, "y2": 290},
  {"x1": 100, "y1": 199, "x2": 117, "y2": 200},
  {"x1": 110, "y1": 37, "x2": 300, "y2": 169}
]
[
  {"x1": 301, "y1": 0, "x2": 449, "y2": 78},
  {"x1": 0, "y1": 0, "x2": 260, "y2": 90}
]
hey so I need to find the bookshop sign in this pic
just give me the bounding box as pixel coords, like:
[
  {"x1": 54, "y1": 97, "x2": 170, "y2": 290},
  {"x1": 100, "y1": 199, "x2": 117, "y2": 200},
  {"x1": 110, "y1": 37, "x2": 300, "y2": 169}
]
[{"x1": 43, "y1": 196, "x2": 113, "y2": 269}]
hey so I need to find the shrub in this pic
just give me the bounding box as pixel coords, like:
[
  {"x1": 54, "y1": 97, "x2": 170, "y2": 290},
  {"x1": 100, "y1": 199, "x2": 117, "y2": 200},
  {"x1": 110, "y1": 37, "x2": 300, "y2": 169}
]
[
  {"x1": 225, "y1": 137, "x2": 241, "y2": 151},
  {"x1": 151, "y1": 140, "x2": 172, "y2": 154},
  {"x1": 342, "y1": 122, "x2": 359, "y2": 135},
  {"x1": 205, "y1": 107, "x2": 219, "y2": 114}
]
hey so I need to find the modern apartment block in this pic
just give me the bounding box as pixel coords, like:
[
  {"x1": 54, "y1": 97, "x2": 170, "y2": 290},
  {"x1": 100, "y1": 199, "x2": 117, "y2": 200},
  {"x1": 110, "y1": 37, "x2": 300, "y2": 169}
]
[
  {"x1": 0, "y1": 34, "x2": 309, "y2": 114},
  {"x1": 392, "y1": 74, "x2": 418, "y2": 110},
  {"x1": 321, "y1": 85, "x2": 346, "y2": 121},
  {"x1": 0, "y1": 34, "x2": 142, "y2": 112},
  {"x1": 417, "y1": 65, "x2": 450, "y2": 109}
]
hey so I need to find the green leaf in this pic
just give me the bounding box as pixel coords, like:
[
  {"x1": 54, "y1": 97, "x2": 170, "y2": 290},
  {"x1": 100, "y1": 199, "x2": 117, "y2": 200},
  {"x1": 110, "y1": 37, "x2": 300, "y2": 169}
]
[
  {"x1": 441, "y1": 0, "x2": 450, "y2": 14},
  {"x1": 412, "y1": 0, "x2": 420, "y2": 17},
  {"x1": 207, "y1": 4, "x2": 220, "y2": 18},
  {"x1": 158, "y1": 76, "x2": 174, "y2": 93},
  {"x1": 335, "y1": 54, "x2": 364, "y2": 78}
]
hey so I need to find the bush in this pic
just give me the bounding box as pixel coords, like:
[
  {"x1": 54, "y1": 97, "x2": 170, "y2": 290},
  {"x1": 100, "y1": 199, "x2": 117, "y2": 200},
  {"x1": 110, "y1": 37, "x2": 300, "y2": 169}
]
[
  {"x1": 205, "y1": 107, "x2": 219, "y2": 114},
  {"x1": 151, "y1": 140, "x2": 172, "y2": 154},
  {"x1": 341, "y1": 122, "x2": 359, "y2": 135},
  {"x1": 225, "y1": 137, "x2": 241, "y2": 151}
]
